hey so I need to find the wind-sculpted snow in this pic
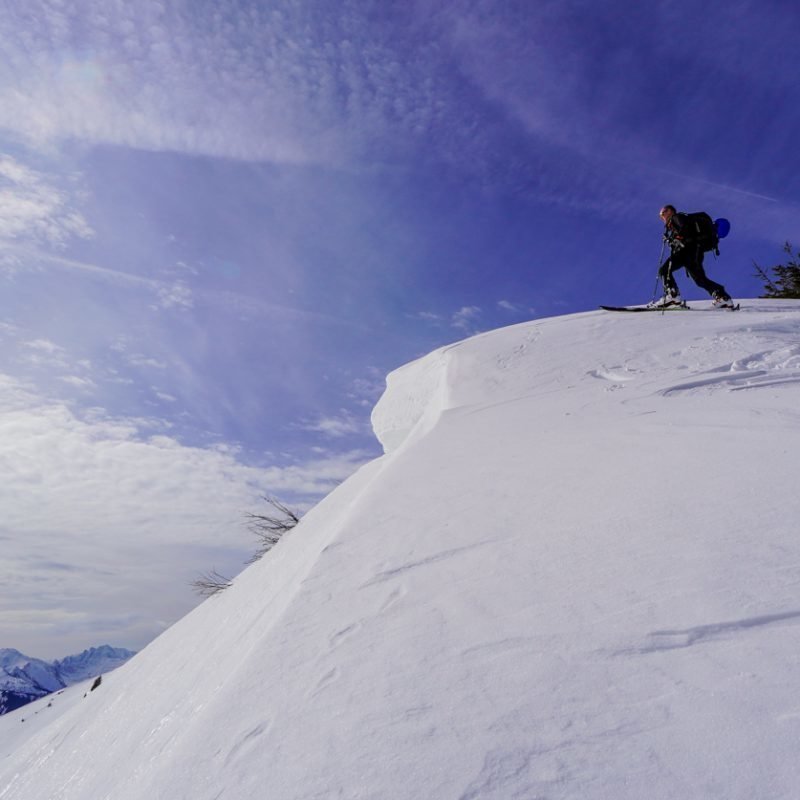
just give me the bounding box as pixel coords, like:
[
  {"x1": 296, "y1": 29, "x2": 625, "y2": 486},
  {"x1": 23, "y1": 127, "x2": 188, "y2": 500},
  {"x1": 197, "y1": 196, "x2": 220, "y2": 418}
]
[
  {"x1": 661, "y1": 342, "x2": 800, "y2": 395},
  {"x1": 3, "y1": 300, "x2": 800, "y2": 800},
  {"x1": 372, "y1": 321, "x2": 546, "y2": 452},
  {"x1": 371, "y1": 345, "x2": 453, "y2": 453}
]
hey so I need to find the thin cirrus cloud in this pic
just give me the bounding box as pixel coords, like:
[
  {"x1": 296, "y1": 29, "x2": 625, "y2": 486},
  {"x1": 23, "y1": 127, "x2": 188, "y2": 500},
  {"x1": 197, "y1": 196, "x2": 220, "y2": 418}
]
[
  {"x1": 429, "y1": 0, "x2": 800, "y2": 220},
  {"x1": 0, "y1": 3, "x2": 314, "y2": 163},
  {"x1": 0, "y1": 155, "x2": 93, "y2": 251},
  {"x1": 5, "y1": 239, "x2": 364, "y2": 332},
  {"x1": 2, "y1": 0, "x2": 797, "y2": 221},
  {"x1": 3, "y1": 241, "x2": 196, "y2": 314},
  {"x1": 0, "y1": 0, "x2": 456, "y2": 167},
  {"x1": 0, "y1": 0, "x2": 606, "y2": 197}
]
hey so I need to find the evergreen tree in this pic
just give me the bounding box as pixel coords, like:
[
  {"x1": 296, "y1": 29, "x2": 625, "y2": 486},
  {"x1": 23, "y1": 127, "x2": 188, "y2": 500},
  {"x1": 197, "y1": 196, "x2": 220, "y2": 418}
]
[{"x1": 753, "y1": 242, "x2": 800, "y2": 299}]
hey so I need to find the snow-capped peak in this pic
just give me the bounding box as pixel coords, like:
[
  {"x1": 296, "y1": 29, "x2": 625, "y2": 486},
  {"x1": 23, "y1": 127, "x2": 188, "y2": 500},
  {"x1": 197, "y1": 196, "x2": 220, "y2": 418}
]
[
  {"x1": 53, "y1": 646, "x2": 136, "y2": 684},
  {"x1": 1, "y1": 645, "x2": 136, "y2": 712}
]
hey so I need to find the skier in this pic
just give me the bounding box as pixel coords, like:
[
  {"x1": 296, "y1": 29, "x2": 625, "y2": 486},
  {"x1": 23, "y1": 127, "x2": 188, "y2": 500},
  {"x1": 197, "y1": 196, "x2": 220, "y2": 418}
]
[{"x1": 651, "y1": 205, "x2": 734, "y2": 308}]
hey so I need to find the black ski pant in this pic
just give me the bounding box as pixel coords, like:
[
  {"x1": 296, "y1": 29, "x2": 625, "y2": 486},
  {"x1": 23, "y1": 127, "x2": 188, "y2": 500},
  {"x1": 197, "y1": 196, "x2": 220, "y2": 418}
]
[{"x1": 659, "y1": 246, "x2": 727, "y2": 298}]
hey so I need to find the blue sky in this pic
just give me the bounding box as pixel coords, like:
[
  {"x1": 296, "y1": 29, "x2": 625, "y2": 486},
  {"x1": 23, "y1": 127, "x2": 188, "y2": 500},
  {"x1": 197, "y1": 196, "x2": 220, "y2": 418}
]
[{"x1": 2, "y1": 0, "x2": 799, "y2": 659}]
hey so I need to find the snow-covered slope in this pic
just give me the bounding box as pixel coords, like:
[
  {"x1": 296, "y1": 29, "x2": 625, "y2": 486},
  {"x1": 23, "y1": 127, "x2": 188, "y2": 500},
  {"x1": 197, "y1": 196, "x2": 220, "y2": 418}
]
[
  {"x1": 0, "y1": 680, "x2": 99, "y2": 761},
  {"x1": 3, "y1": 300, "x2": 800, "y2": 799}
]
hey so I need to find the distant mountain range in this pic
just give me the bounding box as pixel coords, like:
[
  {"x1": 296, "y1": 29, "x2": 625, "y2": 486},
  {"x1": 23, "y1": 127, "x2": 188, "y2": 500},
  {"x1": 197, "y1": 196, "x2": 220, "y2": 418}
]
[{"x1": 0, "y1": 646, "x2": 135, "y2": 714}]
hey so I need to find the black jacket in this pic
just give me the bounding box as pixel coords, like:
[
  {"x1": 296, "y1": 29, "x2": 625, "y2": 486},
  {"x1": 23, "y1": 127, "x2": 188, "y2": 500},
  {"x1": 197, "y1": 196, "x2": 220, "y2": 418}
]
[{"x1": 664, "y1": 212, "x2": 696, "y2": 253}]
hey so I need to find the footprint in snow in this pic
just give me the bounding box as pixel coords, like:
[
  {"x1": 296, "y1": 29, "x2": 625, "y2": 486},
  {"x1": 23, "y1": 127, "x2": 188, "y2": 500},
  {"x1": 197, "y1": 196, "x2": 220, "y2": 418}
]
[
  {"x1": 307, "y1": 667, "x2": 340, "y2": 699},
  {"x1": 329, "y1": 622, "x2": 360, "y2": 649},
  {"x1": 588, "y1": 365, "x2": 638, "y2": 383},
  {"x1": 224, "y1": 721, "x2": 271, "y2": 765}
]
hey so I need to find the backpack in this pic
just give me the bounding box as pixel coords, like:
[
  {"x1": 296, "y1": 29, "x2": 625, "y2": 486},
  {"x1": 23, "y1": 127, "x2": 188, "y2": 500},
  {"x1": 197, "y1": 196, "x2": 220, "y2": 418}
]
[{"x1": 684, "y1": 211, "x2": 720, "y2": 255}]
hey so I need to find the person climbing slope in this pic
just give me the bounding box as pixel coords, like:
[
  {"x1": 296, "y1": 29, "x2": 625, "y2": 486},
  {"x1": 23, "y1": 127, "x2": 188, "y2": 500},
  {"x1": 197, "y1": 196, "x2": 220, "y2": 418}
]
[{"x1": 651, "y1": 205, "x2": 734, "y2": 309}]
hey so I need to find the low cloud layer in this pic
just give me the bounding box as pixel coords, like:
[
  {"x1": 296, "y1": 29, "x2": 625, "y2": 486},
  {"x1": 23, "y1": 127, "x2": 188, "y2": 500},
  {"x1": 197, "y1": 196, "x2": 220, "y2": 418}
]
[{"x1": 0, "y1": 371, "x2": 371, "y2": 657}]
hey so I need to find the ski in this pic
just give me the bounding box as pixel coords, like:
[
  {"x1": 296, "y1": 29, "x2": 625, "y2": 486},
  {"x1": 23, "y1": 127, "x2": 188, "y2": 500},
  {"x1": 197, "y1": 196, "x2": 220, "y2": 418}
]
[
  {"x1": 600, "y1": 303, "x2": 740, "y2": 313},
  {"x1": 599, "y1": 304, "x2": 689, "y2": 313}
]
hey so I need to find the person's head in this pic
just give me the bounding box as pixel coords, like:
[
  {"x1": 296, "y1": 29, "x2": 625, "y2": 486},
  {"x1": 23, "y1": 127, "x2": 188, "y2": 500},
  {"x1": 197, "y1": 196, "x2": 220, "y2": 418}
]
[{"x1": 659, "y1": 205, "x2": 676, "y2": 223}]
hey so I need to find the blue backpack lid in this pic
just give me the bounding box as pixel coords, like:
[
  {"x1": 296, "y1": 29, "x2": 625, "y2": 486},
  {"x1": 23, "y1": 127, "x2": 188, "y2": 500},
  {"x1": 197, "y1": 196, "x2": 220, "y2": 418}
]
[{"x1": 714, "y1": 218, "x2": 731, "y2": 239}]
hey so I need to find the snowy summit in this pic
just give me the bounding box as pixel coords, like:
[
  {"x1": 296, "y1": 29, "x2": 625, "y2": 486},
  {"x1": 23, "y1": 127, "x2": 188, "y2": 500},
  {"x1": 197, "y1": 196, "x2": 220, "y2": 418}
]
[{"x1": 2, "y1": 300, "x2": 800, "y2": 799}]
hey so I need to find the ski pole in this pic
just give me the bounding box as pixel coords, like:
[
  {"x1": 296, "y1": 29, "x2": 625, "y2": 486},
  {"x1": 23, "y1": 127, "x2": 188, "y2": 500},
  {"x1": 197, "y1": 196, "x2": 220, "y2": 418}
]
[
  {"x1": 652, "y1": 239, "x2": 666, "y2": 303},
  {"x1": 661, "y1": 261, "x2": 673, "y2": 315}
]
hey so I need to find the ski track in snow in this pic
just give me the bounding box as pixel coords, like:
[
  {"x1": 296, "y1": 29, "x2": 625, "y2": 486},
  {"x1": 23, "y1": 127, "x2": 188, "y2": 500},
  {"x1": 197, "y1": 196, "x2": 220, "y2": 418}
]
[
  {"x1": 358, "y1": 540, "x2": 497, "y2": 588},
  {"x1": 639, "y1": 610, "x2": 800, "y2": 653}
]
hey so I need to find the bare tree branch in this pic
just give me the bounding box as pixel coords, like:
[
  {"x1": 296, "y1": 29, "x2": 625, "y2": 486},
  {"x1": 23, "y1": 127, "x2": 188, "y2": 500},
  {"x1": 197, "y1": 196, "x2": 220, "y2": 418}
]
[
  {"x1": 190, "y1": 568, "x2": 233, "y2": 597},
  {"x1": 243, "y1": 496, "x2": 301, "y2": 565},
  {"x1": 190, "y1": 496, "x2": 302, "y2": 596}
]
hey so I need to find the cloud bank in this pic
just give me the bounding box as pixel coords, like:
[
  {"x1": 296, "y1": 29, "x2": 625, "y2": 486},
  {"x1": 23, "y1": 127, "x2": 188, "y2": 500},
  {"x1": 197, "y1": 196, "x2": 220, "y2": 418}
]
[{"x1": 0, "y1": 370, "x2": 371, "y2": 656}]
